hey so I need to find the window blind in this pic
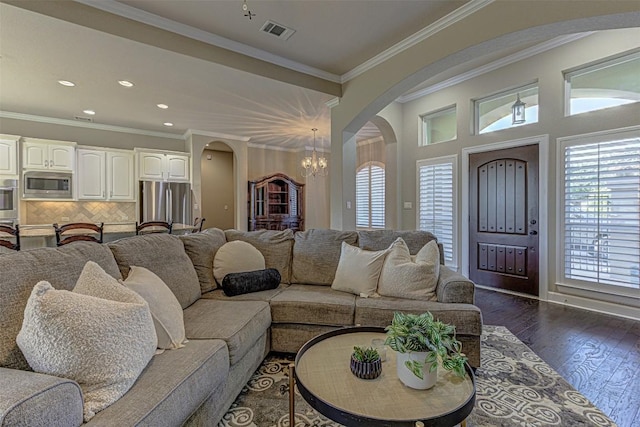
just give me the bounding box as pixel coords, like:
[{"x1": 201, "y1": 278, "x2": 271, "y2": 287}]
[
  {"x1": 418, "y1": 161, "x2": 454, "y2": 263},
  {"x1": 356, "y1": 163, "x2": 385, "y2": 229},
  {"x1": 563, "y1": 137, "x2": 640, "y2": 291}
]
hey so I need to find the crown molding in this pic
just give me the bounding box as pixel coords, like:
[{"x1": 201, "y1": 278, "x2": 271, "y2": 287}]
[
  {"x1": 185, "y1": 129, "x2": 250, "y2": 142},
  {"x1": 397, "y1": 32, "x2": 592, "y2": 103},
  {"x1": 325, "y1": 97, "x2": 340, "y2": 109},
  {"x1": 0, "y1": 111, "x2": 184, "y2": 139},
  {"x1": 76, "y1": 0, "x2": 341, "y2": 84},
  {"x1": 341, "y1": 0, "x2": 494, "y2": 83},
  {"x1": 247, "y1": 142, "x2": 299, "y2": 153}
]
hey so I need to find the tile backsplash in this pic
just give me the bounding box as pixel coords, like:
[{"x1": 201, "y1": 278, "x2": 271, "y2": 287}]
[{"x1": 25, "y1": 201, "x2": 136, "y2": 224}]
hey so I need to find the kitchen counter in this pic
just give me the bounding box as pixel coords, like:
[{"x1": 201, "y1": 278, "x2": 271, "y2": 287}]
[{"x1": 18, "y1": 222, "x2": 196, "y2": 237}]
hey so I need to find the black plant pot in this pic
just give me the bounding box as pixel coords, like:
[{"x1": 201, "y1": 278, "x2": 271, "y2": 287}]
[{"x1": 350, "y1": 355, "x2": 382, "y2": 380}]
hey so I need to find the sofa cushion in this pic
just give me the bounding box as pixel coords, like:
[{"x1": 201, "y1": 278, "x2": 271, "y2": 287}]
[
  {"x1": 200, "y1": 284, "x2": 289, "y2": 302},
  {"x1": 213, "y1": 241, "x2": 265, "y2": 286},
  {"x1": 377, "y1": 238, "x2": 439, "y2": 301},
  {"x1": 183, "y1": 299, "x2": 271, "y2": 365},
  {"x1": 291, "y1": 229, "x2": 359, "y2": 285},
  {"x1": 87, "y1": 339, "x2": 229, "y2": 427},
  {"x1": 225, "y1": 229, "x2": 295, "y2": 284},
  {"x1": 17, "y1": 262, "x2": 157, "y2": 422},
  {"x1": 0, "y1": 367, "x2": 83, "y2": 427},
  {"x1": 358, "y1": 230, "x2": 444, "y2": 264},
  {"x1": 0, "y1": 243, "x2": 121, "y2": 371},
  {"x1": 354, "y1": 296, "x2": 482, "y2": 336},
  {"x1": 222, "y1": 268, "x2": 281, "y2": 297},
  {"x1": 179, "y1": 228, "x2": 227, "y2": 293},
  {"x1": 270, "y1": 284, "x2": 356, "y2": 326},
  {"x1": 108, "y1": 234, "x2": 201, "y2": 309},
  {"x1": 123, "y1": 266, "x2": 187, "y2": 350},
  {"x1": 331, "y1": 242, "x2": 388, "y2": 297}
]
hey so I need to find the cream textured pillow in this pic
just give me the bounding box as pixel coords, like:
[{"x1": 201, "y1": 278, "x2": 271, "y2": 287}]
[
  {"x1": 213, "y1": 240, "x2": 265, "y2": 285},
  {"x1": 378, "y1": 238, "x2": 439, "y2": 300},
  {"x1": 123, "y1": 266, "x2": 187, "y2": 350},
  {"x1": 331, "y1": 242, "x2": 388, "y2": 296},
  {"x1": 16, "y1": 261, "x2": 157, "y2": 422}
]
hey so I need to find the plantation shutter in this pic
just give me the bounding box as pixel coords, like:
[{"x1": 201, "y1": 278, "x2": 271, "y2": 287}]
[
  {"x1": 562, "y1": 137, "x2": 640, "y2": 292},
  {"x1": 356, "y1": 163, "x2": 385, "y2": 229},
  {"x1": 418, "y1": 160, "x2": 454, "y2": 263}
]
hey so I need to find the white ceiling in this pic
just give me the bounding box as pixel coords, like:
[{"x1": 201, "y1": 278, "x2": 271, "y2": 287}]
[{"x1": 0, "y1": 0, "x2": 576, "y2": 149}]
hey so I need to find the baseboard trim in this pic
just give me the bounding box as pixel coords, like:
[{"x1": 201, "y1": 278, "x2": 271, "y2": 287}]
[
  {"x1": 475, "y1": 284, "x2": 540, "y2": 301},
  {"x1": 546, "y1": 291, "x2": 640, "y2": 321}
]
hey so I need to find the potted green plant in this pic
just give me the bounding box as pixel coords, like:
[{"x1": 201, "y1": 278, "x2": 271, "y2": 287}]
[
  {"x1": 384, "y1": 311, "x2": 467, "y2": 389},
  {"x1": 350, "y1": 346, "x2": 382, "y2": 379}
]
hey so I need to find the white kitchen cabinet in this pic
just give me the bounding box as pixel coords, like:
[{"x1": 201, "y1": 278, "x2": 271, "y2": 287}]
[
  {"x1": 77, "y1": 148, "x2": 135, "y2": 201},
  {"x1": 0, "y1": 137, "x2": 18, "y2": 176},
  {"x1": 138, "y1": 150, "x2": 190, "y2": 182},
  {"x1": 107, "y1": 151, "x2": 135, "y2": 200},
  {"x1": 77, "y1": 149, "x2": 106, "y2": 199},
  {"x1": 23, "y1": 138, "x2": 75, "y2": 171}
]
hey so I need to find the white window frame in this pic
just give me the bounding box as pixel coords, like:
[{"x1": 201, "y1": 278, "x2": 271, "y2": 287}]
[
  {"x1": 356, "y1": 161, "x2": 385, "y2": 230},
  {"x1": 556, "y1": 126, "x2": 640, "y2": 300},
  {"x1": 473, "y1": 82, "x2": 539, "y2": 135},
  {"x1": 416, "y1": 155, "x2": 458, "y2": 269},
  {"x1": 419, "y1": 105, "x2": 457, "y2": 146}
]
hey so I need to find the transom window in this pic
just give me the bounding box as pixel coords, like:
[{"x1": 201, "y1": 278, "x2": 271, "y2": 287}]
[
  {"x1": 420, "y1": 105, "x2": 457, "y2": 146},
  {"x1": 356, "y1": 162, "x2": 385, "y2": 229},
  {"x1": 559, "y1": 128, "x2": 640, "y2": 298},
  {"x1": 475, "y1": 83, "x2": 539, "y2": 134},
  {"x1": 564, "y1": 50, "x2": 640, "y2": 116}
]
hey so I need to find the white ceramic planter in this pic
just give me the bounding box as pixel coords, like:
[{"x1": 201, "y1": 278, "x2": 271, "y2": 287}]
[{"x1": 396, "y1": 351, "x2": 438, "y2": 390}]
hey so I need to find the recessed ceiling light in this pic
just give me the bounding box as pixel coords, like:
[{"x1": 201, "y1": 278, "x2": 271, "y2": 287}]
[
  {"x1": 58, "y1": 80, "x2": 75, "y2": 87},
  {"x1": 118, "y1": 80, "x2": 134, "y2": 87},
  {"x1": 157, "y1": 104, "x2": 169, "y2": 109},
  {"x1": 83, "y1": 109, "x2": 96, "y2": 115},
  {"x1": 163, "y1": 122, "x2": 174, "y2": 127}
]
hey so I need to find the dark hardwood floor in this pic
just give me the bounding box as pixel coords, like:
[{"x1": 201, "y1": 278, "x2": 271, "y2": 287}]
[{"x1": 474, "y1": 287, "x2": 640, "y2": 427}]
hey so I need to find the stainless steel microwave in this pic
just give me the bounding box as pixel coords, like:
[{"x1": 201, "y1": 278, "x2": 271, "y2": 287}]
[
  {"x1": 0, "y1": 179, "x2": 18, "y2": 220},
  {"x1": 23, "y1": 171, "x2": 73, "y2": 199}
]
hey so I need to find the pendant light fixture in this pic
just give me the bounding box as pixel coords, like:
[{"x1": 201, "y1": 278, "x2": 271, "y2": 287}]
[
  {"x1": 301, "y1": 128, "x2": 328, "y2": 178},
  {"x1": 511, "y1": 93, "x2": 526, "y2": 125}
]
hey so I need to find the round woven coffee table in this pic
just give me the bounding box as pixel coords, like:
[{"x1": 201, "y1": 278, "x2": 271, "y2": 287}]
[{"x1": 290, "y1": 326, "x2": 475, "y2": 427}]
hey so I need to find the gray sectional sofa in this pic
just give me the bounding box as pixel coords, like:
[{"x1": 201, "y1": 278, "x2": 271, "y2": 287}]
[{"x1": 0, "y1": 228, "x2": 482, "y2": 426}]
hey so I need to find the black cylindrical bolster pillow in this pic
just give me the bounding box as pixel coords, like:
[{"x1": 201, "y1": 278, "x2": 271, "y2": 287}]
[{"x1": 222, "y1": 268, "x2": 281, "y2": 297}]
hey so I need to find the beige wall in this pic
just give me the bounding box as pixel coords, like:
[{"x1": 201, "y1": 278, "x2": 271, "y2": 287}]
[
  {"x1": 396, "y1": 29, "x2": 640, "y2": 310},
  {"x1": 200, "y1": 149, "x2": 234, "y2": 230},
  {"x1": 247, "y1": 146, "x2": 330, "y2": 229}
]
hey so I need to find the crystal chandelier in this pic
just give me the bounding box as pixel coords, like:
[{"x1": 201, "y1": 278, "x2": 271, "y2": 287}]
[{"x1": 301, "y1": 128, "x2": 328, "y2": 178}]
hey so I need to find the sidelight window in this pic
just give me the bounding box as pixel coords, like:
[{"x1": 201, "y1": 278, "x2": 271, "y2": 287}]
[
  {"x1": 417, "y1": 156, "x2": 457, "y2": 268},
  {"x1": 559, "y1": 127, "x2": 640, "y2": 297}
]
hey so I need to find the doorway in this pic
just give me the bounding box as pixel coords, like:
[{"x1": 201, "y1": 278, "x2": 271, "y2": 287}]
[
  {"x1": 200, "y1": 143, "x2": 235, "y2": 230},
  {"x1": 468, "y1": 144, "x2": 540, "y2": 296}
]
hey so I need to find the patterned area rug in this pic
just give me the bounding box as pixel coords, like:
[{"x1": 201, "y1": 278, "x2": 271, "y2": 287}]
[{"x1": 218, "y1": 326, "x2": 616, "y2": 427}]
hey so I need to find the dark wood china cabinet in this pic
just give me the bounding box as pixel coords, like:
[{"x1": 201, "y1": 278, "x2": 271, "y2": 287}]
[{"x1": 248, "y1": 173, "x2": 304, "y2": 232}]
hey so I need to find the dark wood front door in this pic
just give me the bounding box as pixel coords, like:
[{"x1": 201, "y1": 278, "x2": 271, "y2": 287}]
[{"x1": 469, "y1": 144, "x2": 539, "y2": 296}]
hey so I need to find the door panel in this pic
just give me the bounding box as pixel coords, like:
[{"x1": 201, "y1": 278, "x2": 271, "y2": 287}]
[{"x1": 469, "y1": 144, "x2": 539, "y2": 296}]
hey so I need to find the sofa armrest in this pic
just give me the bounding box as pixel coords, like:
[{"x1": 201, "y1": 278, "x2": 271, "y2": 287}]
[
  {"x1": 0, "y1": 367, "x2": 83, "y2": 427},
  {"x1": 436, "y1": 266, "x2": 475, "y2": 304}
]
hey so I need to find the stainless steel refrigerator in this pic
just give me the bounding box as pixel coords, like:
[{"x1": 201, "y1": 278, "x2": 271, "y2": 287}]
[{"x1": 139, "y1": 181, "x2": 192, "y2": 225}]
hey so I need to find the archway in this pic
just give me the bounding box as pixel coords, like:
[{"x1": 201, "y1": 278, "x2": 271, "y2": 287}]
[{"x1": 330, "y1": 3, "x2": 640, "y2": 229}]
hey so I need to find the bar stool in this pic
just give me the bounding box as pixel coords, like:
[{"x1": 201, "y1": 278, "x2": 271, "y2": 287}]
[
  {"x1": 54, "y1": 222, "x2": 104, "y2": 246},
  {"x1": 193, "y1": 217, "x2": 206, "y2": 233},
  {"x1": 136, "y1": 221, "x2": 173, "y2": 235},
  {"x1": 0, "y1": 224, "x2": 20, "y2": 251}
]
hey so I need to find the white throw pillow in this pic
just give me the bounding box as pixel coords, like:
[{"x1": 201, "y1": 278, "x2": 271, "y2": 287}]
[
  {"x1": 377, "y1": 238, "x2": 439, "y2": 300},
  {"x1": 331, "y1": 242, "x2": 388, "y2": 296},
  {"x1": 16, "y1": 261, "x2": 157, "y2": 422},
  {"x1": 213, "y1": 240, "x2": 265, "y2": 286},
  {"x1": 123, "y1": 266, "x2": 187, "y2": 350}
]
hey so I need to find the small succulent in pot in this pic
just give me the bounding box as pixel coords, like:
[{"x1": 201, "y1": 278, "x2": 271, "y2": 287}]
[{"x1": 350, "y1": 346, "x2": 382, "y2": 379}]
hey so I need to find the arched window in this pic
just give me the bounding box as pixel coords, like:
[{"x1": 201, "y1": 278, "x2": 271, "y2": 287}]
[{"x1": 356, "y1": 162, "x2": 385, "y2": 229}]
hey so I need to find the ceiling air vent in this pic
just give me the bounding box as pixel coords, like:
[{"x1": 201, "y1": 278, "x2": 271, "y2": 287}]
[
  {"x1": 260, "y1": 20, "x2": 295, "y2": 41},
  {"x1": 74, "y1": 115, "x2": 93, "y2": 122}
]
